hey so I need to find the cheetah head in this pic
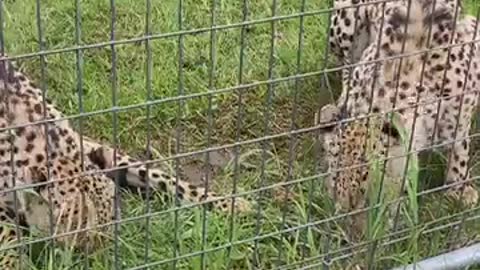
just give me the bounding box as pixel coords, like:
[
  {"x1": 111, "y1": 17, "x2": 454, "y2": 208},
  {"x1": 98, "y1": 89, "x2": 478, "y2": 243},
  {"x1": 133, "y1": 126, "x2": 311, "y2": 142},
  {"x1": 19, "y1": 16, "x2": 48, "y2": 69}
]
[
  {"x1": 318, "y1": 104, "x2": 371, "y2": 211},
  {"x1": 25, "y1": 158, "x2": 115, "y2": 251},
  {"x1": 318, "y1": 104, "x2": 406, "y2": 213}
]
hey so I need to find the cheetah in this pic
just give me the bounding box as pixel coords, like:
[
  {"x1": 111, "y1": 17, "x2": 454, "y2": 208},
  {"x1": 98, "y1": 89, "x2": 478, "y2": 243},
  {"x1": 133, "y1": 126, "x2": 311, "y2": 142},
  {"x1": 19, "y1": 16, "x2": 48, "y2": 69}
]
[
  {"x1": 320, "y1": 0, "x2": 480, "y2": 236},
  {"x1": 0, "y1": 56, "x2": 251, "y2": 269},
  {"x1": 328, "y1": 0, "x2": 462, "y2": 88}
]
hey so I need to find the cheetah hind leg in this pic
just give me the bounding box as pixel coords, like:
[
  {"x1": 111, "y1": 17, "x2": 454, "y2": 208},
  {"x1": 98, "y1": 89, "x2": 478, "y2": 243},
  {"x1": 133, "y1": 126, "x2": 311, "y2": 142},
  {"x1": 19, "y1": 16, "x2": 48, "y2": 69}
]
[{"x1": 82, "y1": 139, "x2": 251, "y2": 214}]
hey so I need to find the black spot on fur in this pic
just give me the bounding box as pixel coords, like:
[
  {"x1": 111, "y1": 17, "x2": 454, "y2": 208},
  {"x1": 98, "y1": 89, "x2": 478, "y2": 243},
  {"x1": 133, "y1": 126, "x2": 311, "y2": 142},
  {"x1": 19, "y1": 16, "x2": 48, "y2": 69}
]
[
  {"x1": 35, "y1": 154, "x2": 44, "y2": 163},
  {"x1": 66, "y1": 136, "x2": 74, "y2": 145},
  {"x1": 33, "y1": 103, "x2": 42, "y2": 114},
  {"x1": 26, "y1": 132, "x2": 36, "y2": 142}
]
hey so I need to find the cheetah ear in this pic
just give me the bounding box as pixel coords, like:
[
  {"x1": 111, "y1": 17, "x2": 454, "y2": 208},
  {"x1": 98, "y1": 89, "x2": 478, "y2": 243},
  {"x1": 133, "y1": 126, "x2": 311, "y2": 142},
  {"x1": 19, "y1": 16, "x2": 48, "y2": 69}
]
[{"x1": 317, "y1": 104, "x2": 340, "y2": 132}]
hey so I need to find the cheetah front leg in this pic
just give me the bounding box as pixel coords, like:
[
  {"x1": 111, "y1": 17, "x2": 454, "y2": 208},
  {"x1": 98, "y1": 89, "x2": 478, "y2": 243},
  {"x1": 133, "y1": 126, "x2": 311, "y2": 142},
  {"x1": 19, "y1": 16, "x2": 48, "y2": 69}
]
[
  {"x1": 81, "y1": 138, "x2": 251, "y2": 214},
  {"x1": 443, "y1": 137, "x2": 478, "y2": 206},
  {"x1": 0, "y1": 199, "x2": 27, "y2": 270},
  {"x1": 436, "y1": 101, "x2": 479, "y2": 206}
]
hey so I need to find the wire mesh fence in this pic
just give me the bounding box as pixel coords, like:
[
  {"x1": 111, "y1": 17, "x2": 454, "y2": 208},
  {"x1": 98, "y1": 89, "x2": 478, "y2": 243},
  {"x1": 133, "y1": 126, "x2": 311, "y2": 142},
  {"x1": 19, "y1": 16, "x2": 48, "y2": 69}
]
[{"x1": 0, "y1": 0, "x2": 479, "y2": 269}]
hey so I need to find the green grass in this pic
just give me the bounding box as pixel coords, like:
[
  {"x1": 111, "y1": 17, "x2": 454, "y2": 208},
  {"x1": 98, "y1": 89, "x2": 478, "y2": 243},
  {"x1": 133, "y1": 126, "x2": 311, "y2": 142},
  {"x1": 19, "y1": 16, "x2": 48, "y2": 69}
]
[{"x1": 3, "y1": 0, "x2": 480, "y2": 269}]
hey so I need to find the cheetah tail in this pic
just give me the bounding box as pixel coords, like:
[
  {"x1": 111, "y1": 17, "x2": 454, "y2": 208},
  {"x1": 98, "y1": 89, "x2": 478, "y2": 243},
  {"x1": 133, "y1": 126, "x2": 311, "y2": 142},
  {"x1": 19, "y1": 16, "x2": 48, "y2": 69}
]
[{"x1": 82, "y1": 139, "x2": 252, "y2": 214}]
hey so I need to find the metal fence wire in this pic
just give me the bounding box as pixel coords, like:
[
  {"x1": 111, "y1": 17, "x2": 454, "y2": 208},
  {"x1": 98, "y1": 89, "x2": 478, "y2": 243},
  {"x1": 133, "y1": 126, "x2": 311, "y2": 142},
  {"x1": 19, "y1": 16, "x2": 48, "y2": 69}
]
[{"x1": 0, "y1": 0, "x2": 479, "y2": 269}]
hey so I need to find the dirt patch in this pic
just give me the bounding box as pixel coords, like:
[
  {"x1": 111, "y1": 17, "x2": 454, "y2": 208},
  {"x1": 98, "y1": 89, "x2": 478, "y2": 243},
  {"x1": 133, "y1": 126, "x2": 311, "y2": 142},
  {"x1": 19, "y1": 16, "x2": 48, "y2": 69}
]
[{"x1": 178, "y1": 149, "x2": 233, "y2": 187}]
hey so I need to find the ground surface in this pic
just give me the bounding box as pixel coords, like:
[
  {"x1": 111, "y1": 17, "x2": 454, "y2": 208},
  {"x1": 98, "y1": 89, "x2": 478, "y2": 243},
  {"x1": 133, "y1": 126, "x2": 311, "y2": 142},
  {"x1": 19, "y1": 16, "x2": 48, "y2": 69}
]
[{"x1": 3, "y1": 0, "x2": 480, "y2": 269}]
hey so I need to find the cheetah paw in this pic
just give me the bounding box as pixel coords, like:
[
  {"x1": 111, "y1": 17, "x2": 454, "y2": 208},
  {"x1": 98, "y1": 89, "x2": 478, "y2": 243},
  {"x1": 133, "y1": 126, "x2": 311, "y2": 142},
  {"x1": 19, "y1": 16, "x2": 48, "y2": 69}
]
[{"x1": 447, "y1": 185, "x2": 479, "y2": 206}]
